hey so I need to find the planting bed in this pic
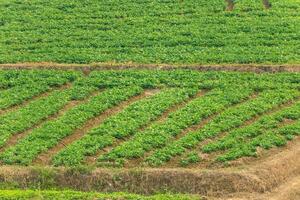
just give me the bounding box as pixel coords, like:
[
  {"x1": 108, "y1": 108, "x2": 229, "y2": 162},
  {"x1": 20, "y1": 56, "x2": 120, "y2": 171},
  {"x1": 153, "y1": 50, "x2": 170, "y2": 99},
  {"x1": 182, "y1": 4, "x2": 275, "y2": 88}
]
[
  {"x1": 0, "y1": 68, "x2": 299, "y2": 199},
  {"x1": 0, "y1": 0, "x2": 299, "y2": 65}
]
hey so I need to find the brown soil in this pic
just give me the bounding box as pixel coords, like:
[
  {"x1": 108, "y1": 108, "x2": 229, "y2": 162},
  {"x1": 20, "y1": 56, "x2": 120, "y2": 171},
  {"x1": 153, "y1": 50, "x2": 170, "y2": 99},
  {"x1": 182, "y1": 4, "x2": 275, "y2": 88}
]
[
  {"x1": 262, "y1": 0, "x2": 271, "y2": 9},
  {"x1": 34, "y1": 89, "x2": 158, "y2": 166},
  {"x1": 225, "y1": 0, "x2": 234, "y2": 11},
  {"x1": 0, "y1": 62, "x2": 300, "y2": 72},
  {"x1": 263, "y1": 175, "x2": 300, "y2": 200}
]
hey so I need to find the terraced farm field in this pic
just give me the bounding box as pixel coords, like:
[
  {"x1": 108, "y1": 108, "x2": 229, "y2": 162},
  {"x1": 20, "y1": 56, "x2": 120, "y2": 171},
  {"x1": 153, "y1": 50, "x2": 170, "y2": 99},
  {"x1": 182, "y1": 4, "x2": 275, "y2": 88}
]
[
  {"x1": 1, "y1": 0, "x2": 300, "y2": 199},
  {"x1": 0, "y1": 68, "x2": 299, "y2": 200},
  {"x1": 0, "y1": 0, "x2": 300, "y2": 65},
  {"x1": 0, "y1": 69, "x2": 298, "y2": 167}
]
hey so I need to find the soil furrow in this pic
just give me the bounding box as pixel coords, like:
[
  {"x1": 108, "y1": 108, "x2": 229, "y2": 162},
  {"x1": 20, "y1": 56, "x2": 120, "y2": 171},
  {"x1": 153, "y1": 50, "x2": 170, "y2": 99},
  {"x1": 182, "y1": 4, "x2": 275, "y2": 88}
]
[
  {"x1": 146, "y1": 92, "x2": 259, "y2": 168},
  {"x1": 0, "y1": 63, "x2": 300, "y2": 73},
  {"x1": 86, "y1": 90, "x2": 207, "y2": 167},
  {"x1": 0, "y1": 83, "x2": 70, "y2": 116},
  {"x1": 121, "y1": 90, "x2": 208, "y2": 168},
  {"x1": 183, "y1": 96, "x2": 300, "y2": 169},
  {"x1": 84, "y1": 89, "x2": 161, "y2": 165},
  {"x1": 35, "y1": 89, "x2": 157, "y2": 166},
  {"x1": 0, "y1": 86, "x2": 82, "y2": 157}
]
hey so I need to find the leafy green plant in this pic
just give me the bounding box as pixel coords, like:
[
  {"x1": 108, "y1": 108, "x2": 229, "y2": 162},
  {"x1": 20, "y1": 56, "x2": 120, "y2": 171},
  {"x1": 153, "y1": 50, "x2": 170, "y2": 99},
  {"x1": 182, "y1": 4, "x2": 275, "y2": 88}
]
[
  {"x1": 53, "y1": 87, "x2": 198, "y2": 166},
  {"x1": 0, "y1": 87, "x2": 143, "y2": 165},
  {"x1": 145, "y1": 89, "x2": 299, "y2": 166},
  {"x1": 180, "y1": 151, "x2": 201, "y2": 167},
  {"x1": 99, "y1": 87, "x2": 253, "y2": 167},
  {"x1": 0, "y1": 1, "x2": 299, "y2": 64}
]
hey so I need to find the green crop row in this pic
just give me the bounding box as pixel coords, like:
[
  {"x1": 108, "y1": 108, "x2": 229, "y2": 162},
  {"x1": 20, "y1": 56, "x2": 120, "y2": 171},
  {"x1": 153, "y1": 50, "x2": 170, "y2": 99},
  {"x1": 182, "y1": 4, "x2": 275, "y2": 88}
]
[
  {"x1": 0, "y1": 0, "x2": 299, "y2": 64},
  {"x1": 217, "y1": 119, "x2": 300, "y2": 162},
  {"x1": 98, "y1": 87, "x2": 253, "y2": 166},
  {"x1": 0, "y1": 70, "x2": 82, "y2": 109},
  {"x1": 0, "y1": 70, "x2": 80, "y2": 89},
  {"x1": 0, "y1": 87, "x2": 143, "y2": 165},
  {"x1": 202, "y1": 101, "x2": 300, "y2": 154},
  {"x1": 88, "y1": 70, "x2": 300, "y2": 90},
  {"x1": 1, "y1": 70, "x2": 299, "y2": 91},
  {"x1": 52, "y1": 87, "x2": 198, "y2": 166},
  {"x1": 0, "y1": 83, "x2": 51, "y2": 110},
  {"x1": 145, "y1": 89, "x2": 299, "y2": 167},
  {"x1": 0, "y1": 69, "x2": 299, "y2": 167},
  {"x1": 206, "y1": 101, "x2": 300, "y2": 161},
  {"x1": 0, "y1": 190, "x2": 199, "y2": 200},
  {"x1": 0, "y1": 84, "x2": 97, "y2": 148}
]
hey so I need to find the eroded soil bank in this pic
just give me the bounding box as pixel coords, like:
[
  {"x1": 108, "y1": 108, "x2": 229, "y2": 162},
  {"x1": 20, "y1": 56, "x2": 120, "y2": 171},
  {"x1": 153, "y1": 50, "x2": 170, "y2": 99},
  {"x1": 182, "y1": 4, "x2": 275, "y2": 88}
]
[{"x1": 0, "y1": 139, "x2": 298, "y2": 198}]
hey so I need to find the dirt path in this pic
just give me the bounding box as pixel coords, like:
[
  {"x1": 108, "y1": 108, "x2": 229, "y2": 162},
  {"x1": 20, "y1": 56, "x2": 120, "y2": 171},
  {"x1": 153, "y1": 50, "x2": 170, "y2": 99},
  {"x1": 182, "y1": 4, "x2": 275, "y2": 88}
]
[
  {"x1": 264, "y1": 175, "x2": 300, "y2": 200},
  {"x1": 216, "y1": 175, "x2": 300, "y2": 200},
  {"x1": 0, "y1": 63, "x2": 300, "y2": 72}
]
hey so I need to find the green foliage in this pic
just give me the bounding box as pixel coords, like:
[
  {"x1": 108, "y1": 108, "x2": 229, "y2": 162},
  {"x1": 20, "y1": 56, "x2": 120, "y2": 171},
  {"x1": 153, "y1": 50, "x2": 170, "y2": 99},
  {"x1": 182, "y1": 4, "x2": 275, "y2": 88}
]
[
  {"x1": 53, "y1": 87, "x2": 198, "y2": 166},
  {"x1": 145, "y1": 89, "x2": 299, "y2": 166},
  {"x1": 0, "y1": 86, "x2": 143, "y2": 165},
  {"x1": 0, "y1": 1, "x2": 299, "y2": 64},
  {"x1": 0, "y1": 190, "x2": 199, "y2": 200},
  {"x1": 202, "y1": 101, "x2": 300, "y2": 154},
  {"x1": 0, "y1": 69, "x2": 299, "y2": 167},
  {"x1": 0, "y1": 70, "x2": 80, "y2": 109},
  {"x1": 216, "y1": 119, "x2": 300, "y2": 161},
  {"x1": 0, "y1": 70, "x2": 80, "y2": 89},
  {"x1": 180, "y1": 151, "x2": 201, "y2": 167},
  {"x1": 100, "y1": 87, "x2": 253, "y2": 167}
]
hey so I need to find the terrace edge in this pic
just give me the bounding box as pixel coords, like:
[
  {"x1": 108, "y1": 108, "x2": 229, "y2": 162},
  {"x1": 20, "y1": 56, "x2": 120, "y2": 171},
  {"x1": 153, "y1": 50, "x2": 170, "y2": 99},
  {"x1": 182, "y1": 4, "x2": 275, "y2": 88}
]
[
  {"x1": 0, "y1": 138, "x2": 298, "y2": 197},
  {"x1": 0, "y1": 62, "x2": 300, "y2": 73}
]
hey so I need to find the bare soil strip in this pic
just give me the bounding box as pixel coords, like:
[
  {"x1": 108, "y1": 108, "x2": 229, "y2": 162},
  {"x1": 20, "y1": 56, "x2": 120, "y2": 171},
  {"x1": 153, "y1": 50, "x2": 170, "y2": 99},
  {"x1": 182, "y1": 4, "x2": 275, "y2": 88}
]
[
  {"x1": 249, "y1": 136, "x2": 300, "y2": 190},
  {"x1": 34, "y1": 89, "x2": 156, "y2": 166},
  {"x1": 0, "y1": 62, "x2": 300, "y2": 72},
  {"x1": 0, "y1": 84, "x2": 69, "y2": 116},
  {"x1": 218, "y1": 137, "x2": 300, "y2": 200}
]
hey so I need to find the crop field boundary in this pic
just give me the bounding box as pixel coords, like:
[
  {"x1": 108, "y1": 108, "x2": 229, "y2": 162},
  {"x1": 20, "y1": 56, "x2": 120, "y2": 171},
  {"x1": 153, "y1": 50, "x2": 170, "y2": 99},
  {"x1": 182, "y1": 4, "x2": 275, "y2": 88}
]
[
  {"x1": 0, "y1": 63, "x2": 300, "y2": 73},
  {"x1": 0, "y1": 137, "x2": 298, "y2": 197}
]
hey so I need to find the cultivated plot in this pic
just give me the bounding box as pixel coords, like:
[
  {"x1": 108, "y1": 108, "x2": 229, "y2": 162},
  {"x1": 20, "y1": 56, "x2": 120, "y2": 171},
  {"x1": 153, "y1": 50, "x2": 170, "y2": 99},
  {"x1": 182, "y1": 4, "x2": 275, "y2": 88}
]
[{"x1": 0, "y1": 69, "x2": 299, "y2": 169}]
